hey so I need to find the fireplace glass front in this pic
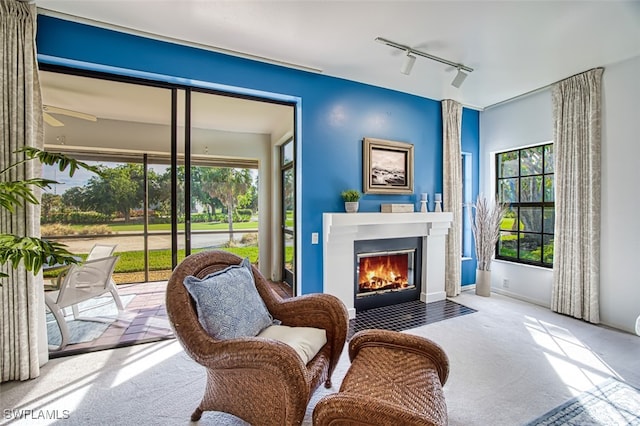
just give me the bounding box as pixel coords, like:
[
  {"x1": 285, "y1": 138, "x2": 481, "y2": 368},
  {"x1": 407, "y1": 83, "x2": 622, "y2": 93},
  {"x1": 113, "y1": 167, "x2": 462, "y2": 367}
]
[{"x1": 354, "y1": 237, "x2": 422, "y2": 311}]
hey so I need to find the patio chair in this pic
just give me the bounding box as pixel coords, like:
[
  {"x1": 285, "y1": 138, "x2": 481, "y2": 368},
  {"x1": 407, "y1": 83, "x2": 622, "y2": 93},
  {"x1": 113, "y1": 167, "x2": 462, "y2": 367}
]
[
  {"x1": 86, "y1": 243, "x2": 117, "y2": 260},
  {"x1": 45, "y1": 256, "x2": 122, "y2": 350},
  {"x1": 166, "y1": 250, "x2": 349, "y2": 426}
]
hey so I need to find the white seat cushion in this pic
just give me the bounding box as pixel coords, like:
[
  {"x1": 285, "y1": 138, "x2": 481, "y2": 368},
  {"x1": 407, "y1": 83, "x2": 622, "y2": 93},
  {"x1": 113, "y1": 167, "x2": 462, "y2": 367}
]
[{"x1": 257, "y1": 325, "x2": 327, "y2": 364}]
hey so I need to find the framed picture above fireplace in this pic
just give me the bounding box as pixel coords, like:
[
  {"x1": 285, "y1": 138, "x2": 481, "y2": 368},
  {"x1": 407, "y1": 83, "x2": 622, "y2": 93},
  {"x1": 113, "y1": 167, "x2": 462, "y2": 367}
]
[{"x1": 363, "y1": 137, "x2": 414, "y2": 194}]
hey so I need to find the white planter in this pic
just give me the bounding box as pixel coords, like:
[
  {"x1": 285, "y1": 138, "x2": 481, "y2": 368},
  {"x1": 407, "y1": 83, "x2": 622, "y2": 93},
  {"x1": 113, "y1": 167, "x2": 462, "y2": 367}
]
[
  {"x1": 475, "y1": 269, "x2": 491, "y2": 297},
  {"x1": 344, "y1": 201, "x2": 359, "y2": 213}
]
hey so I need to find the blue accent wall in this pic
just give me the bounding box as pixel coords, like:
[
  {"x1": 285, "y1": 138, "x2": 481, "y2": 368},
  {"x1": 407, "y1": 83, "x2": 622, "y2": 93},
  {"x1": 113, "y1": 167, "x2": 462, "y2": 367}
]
[
  {"x1": 36, "y1": 15, "x2": 480, "y2": 294},
  {"x1": 461, "y1": 108, "x2": 480, "y2": 286}
]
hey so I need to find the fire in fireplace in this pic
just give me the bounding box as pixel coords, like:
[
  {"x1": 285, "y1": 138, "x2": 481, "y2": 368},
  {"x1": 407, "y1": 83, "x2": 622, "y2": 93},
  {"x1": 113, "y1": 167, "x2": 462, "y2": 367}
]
[
  {"x1": 357, "y1": 250, "x2": 415, "y2": 295},
  {"x1": 354, "y1": 237, "x2": 422, "y2": 311}
]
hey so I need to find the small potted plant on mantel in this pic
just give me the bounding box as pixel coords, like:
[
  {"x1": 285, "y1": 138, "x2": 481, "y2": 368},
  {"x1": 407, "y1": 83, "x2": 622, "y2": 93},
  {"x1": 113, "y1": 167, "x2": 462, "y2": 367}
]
[
  {"x1": 341, "y1": 189, "x2": 361, "y2": 213},
  {"x1": 469, "y1": 194, "x2": 507, "y2": 296}
]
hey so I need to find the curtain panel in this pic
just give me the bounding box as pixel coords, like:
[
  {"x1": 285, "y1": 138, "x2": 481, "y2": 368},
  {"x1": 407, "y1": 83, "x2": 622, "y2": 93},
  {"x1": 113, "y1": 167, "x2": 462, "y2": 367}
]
[
  {"x1": 442, "y1": 99, "x2": 462, "y2": 297},
  {"x1": 1, "y1": 0, "x2": 44, "y2": 382},
  {"x1": 551, "y1": 68, "x2": 603, "y2": 324}
]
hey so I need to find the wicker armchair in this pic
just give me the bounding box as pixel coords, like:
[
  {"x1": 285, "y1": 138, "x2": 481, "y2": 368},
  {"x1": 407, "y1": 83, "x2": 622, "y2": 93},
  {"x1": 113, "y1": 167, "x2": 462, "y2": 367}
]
[{"x1": 166, "y1": 250, "x2": 349, "y2": 426}]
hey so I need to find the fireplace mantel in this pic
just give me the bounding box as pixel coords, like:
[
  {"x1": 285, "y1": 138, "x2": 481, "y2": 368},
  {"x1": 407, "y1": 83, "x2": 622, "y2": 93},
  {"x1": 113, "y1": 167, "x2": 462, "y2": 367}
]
[{"x1": 322, "y1": 212, "x2": 453, "y2": 318}]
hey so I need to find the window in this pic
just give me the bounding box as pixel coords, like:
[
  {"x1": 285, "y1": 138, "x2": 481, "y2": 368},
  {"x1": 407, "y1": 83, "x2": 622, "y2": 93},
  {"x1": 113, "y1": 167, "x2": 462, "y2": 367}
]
[
  {"x1": 461, "y1": 152, "x2": 472, "y2": 258},
  {"x1": 496, "y1": 143, "x2": 554, "y2": 267}
]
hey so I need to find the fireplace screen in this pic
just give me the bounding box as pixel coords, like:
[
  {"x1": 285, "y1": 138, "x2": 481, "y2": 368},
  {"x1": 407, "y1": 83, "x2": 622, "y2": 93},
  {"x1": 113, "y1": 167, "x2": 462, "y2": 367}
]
[{"x1": 356, "y1": 249, "x2": 416, "y2": 297}]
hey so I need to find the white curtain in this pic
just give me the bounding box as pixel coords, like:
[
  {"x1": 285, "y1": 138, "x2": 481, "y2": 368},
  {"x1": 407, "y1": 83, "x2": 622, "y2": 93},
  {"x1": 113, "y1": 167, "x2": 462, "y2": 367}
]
[
  {"x1": 442, "y1": 99, "x2": 462, "y2": 297},
  {"x1": 551, "y1": 68, "x2": 603, "y2": 324},
  {"x1": 1, "y1": 0, "x2": 44, "y2": 381}
]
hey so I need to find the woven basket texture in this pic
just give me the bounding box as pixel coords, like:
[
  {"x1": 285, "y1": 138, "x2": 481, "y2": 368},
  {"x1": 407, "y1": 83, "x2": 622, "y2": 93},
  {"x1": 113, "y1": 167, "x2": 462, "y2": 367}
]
[
  {"x1": 166, "y1": 250, "x2": 349, "y2": 426},
  {"x1": 313, "y1": 329, "x2": 449, "y2": 426}
]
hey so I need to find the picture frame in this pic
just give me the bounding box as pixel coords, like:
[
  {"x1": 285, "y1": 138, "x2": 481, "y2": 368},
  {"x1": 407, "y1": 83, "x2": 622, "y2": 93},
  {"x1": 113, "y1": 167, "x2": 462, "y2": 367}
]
[{"x1": 363, "y1": 137, "x2": 414, "y2": 194}]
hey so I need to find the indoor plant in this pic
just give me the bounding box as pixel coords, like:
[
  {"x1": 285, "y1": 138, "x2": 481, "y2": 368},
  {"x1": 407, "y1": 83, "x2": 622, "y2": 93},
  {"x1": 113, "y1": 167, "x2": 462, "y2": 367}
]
[
  {"x1": 341, "y1": 189, "x2": 361, "y2": 213},
  {"x1": 469, "y1": 194, "x2": 507, "y2": 296},
  {"x1": 0, "y1": 147, "x2": 98, "y2": 280}
]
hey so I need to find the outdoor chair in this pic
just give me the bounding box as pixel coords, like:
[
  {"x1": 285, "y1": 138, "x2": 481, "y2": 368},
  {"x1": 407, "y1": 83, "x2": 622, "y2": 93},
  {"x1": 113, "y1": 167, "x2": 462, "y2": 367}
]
[
  {"x1": 86, "y1": 243, "x2": 117, "y2": 260},
  {"x1": 45, "y1": 255, "x2": 122, "y2": 350},
  {"x1": 166, "y1": 250, "x2": 349, "y2": 426}
]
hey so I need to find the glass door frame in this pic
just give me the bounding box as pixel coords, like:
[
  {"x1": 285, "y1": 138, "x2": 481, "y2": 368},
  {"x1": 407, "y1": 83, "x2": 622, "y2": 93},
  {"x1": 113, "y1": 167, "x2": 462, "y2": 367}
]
[{"x1": 280, "y1": 138, "x2": 295, "y2": 290}]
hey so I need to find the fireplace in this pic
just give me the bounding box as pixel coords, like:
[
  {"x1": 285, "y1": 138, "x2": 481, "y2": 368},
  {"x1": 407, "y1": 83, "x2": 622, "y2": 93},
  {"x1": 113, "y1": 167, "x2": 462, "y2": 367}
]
[
  {"x1": 323, "y1": 212, "x2": 453, "y2": 318},
  {"x1": 354, "y1": 237, "x2": 422, "y2": 311}
]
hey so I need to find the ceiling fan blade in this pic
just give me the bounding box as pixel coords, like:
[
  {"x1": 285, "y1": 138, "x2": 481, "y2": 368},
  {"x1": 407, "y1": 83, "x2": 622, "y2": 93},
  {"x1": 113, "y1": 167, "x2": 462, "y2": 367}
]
[
  {"x1": 43, "y1": 105, "x2": 97, "y2": 122},
  {"x1": 43, "y1": 112, "x2": 64, "y2": 127}
]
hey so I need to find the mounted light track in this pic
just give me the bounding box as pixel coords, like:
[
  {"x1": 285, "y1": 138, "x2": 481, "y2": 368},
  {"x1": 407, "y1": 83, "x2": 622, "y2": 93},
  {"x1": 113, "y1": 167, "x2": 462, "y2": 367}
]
[{"x1": 375, "y1": 37, "x2": 473, "y2": 86}]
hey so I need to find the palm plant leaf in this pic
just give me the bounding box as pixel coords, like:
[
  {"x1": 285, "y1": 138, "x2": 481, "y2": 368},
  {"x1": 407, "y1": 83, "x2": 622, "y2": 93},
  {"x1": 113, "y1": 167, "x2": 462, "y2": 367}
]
[
  {"x1": 0, "y1": 235, "x2": 79, "y2": 278},
  {"x1": 16, "y1": 147, "x2": 99, "y2": 176},
  {"x1": 1, "y1": 148, "x2": 100, "y2": 282},
  {"x1": 0, "y1": 178, "x2": 58, "y2": 212}
]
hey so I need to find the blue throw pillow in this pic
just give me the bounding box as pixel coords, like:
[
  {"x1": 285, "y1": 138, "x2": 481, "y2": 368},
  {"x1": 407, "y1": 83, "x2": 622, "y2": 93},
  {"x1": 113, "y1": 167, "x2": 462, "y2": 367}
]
[{"x1": 183, "y1": 257, "x2": 273, "y2": 340}]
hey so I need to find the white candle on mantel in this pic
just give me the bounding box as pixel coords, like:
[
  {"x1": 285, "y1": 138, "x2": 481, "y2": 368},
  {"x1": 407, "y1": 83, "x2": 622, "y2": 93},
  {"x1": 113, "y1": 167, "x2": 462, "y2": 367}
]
[
  {"x1": 421, "y1": 193, "x2": 428, "y2": 201},
  {"x1": 435, "y1": 193, "x2": 442, "y2": 202}
]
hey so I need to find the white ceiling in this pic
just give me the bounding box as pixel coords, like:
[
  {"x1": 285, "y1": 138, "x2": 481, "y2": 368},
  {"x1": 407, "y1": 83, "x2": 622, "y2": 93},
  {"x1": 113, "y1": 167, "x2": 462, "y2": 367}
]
[
  {"x1": 37, "y1": 0, "x2": 640, "y2": 110},
  {"x1": 40, "y1": 70, "x2": 293, "y2": 134}
]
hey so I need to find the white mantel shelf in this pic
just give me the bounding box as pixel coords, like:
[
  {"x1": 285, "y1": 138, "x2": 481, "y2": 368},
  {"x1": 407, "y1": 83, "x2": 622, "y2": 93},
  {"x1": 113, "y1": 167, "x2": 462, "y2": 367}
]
[
  {"x1": 325, "y1": 212, "x2": 453, "y2": 230},
  {"x1": 322, "y1": 212, "x2": 453, "y2": 318}
]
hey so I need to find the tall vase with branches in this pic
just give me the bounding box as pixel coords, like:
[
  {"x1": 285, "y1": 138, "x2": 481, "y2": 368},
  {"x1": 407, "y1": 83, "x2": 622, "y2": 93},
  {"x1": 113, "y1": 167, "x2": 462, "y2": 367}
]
[{"x1": 469, "y1": 194, "x2": 507, "y2": 296}]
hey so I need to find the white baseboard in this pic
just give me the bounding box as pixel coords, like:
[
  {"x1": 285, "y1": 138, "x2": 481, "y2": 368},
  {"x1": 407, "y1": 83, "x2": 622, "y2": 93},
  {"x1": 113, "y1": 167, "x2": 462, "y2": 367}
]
[{"x1": 491, "y1": 287, "x2": 550, "y2": 308}]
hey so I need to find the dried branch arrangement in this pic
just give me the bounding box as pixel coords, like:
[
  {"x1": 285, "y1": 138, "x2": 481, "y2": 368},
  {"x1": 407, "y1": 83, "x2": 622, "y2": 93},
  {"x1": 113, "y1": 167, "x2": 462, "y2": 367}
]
[{"x1": 469, "y1": 194, "x2": 507, "y2": 271}]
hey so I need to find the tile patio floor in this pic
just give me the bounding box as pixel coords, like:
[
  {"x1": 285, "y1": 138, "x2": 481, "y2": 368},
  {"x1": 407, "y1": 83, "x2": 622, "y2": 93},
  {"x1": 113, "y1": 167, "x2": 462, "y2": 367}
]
[{"x1": 48, "y1": 279, "x2": 294, "y2": 358}]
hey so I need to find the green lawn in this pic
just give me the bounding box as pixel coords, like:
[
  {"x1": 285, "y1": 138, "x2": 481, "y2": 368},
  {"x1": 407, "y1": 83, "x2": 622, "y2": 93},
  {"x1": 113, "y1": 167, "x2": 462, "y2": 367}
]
[
  {"x1": 66, "y1": 221, "x2": 259, "y2": 232},
  {"x1": 44, "y1": 245, "x2": 293, "y2": 278}
]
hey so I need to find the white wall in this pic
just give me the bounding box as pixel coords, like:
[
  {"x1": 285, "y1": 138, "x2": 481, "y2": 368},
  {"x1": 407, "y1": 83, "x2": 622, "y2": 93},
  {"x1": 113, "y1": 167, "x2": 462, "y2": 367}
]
[
  {"x1": 480, "y1": 89, "x2": 554, "y2": 307},
  {"x1": 480, "y1": 55, "x2": 640, "y2": 334},
  {"x1": 600, "y1": 55, "x2": 640, "y2": 333}
]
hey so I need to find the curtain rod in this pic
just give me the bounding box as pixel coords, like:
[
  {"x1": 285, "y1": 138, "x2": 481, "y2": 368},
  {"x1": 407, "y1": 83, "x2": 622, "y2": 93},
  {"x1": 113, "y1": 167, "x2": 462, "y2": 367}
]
[{"x1": 486, "y1": 67, "x2": 604, "y2": 110}]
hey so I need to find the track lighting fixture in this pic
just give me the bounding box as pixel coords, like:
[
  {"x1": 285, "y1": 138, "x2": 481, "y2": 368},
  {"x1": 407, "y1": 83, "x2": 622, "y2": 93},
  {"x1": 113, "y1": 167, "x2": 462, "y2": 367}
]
[
  {"x1": 376, "y1": 36, "x2": 473, "y2": 87},
  {"x1": 451, "y1": 68, "x2": 468, "y2": 88},
  {"x1": 400, "y1": 52, "x2": 416, "y2": 75}
]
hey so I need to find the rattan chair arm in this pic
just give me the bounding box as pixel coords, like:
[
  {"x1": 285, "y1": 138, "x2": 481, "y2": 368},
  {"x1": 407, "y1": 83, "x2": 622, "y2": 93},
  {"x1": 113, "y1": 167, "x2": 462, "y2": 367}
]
[
  {"x1": 313, "y1": 393, "x2": 443, "y2": 426},
  {"x1": 349, "y1": 329, "x2": 449, "y2": 385},
  {"x1": 189, "y1": 335, "x2": 310, "y2": 383},
  {"x1": 272, "y1": 293, "x2": 347, "y2": 327}
]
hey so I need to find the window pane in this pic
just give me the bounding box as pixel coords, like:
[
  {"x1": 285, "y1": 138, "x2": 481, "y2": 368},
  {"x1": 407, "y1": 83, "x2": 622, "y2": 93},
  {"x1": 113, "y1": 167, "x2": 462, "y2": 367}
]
[
  {"x1": 519, "y1": 233, "x2": 543, "y2": 262},
  {"x1": 544, "y1": 144, "x2": 554, "y2": 174},
  {"x1": 544, "y1": 176, "x2": 554, "y2": 202},
  {"x1": 520, "y1": 207, "x2": 542, "y2": 232},
  {"x1": 520, "y1": 176, "x2": 543, "y2": 202},
  {"x1": 498, "y1": 178, "x2": 519, "y2": 203},
  {"x1": 283, "y1": 168, "x2": 294, "y2": 232},
  {"x1": 501, "y1": 206, "x2": 518, "y2": 231},
  {"x1": 498, "y1": 231, "x2": 518, "y2": 258},
  {"x1": 543, "y1": 207, "x2": 555, "y2": 234},
  {"x1": 282, "y1": 140, "x2": 294, "y2": 165},
  {"x1": 543, "y1": 234, "x2": 554, "y2": 264},
  {"x1": 521, "y1": 146, "x2": 543, "y2": 176},
  {"x1": 498, "y1": 151, "x2": 519, "y2": 178}
]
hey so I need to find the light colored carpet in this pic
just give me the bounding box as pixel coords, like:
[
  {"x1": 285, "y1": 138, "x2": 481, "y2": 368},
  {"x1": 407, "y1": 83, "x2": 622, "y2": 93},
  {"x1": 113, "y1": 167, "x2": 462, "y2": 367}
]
[
  {"x1": 524, "y1": 377, "x2": 640, "y2": 425},
  {"x1": 2, "y1": 291, "x2": 639, "y2": 426},
  {"x1": 46, "y1": 294, "x2": 135, "y2": 346}
]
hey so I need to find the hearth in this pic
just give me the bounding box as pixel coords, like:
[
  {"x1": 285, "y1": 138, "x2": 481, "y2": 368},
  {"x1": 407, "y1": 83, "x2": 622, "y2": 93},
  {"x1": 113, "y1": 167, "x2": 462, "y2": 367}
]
[{"x1": 354, "y1": 237, "x2": 422, "y2": 311}]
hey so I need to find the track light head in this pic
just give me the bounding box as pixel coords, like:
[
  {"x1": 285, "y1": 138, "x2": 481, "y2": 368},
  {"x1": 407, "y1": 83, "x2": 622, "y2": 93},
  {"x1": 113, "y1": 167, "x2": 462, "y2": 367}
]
[
  {"x1": 401, "y1": 53, "x2": 416, "y2": 75},
  {"x1": 451, "y1": 68, "x2": 468, "y2": 88}
]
